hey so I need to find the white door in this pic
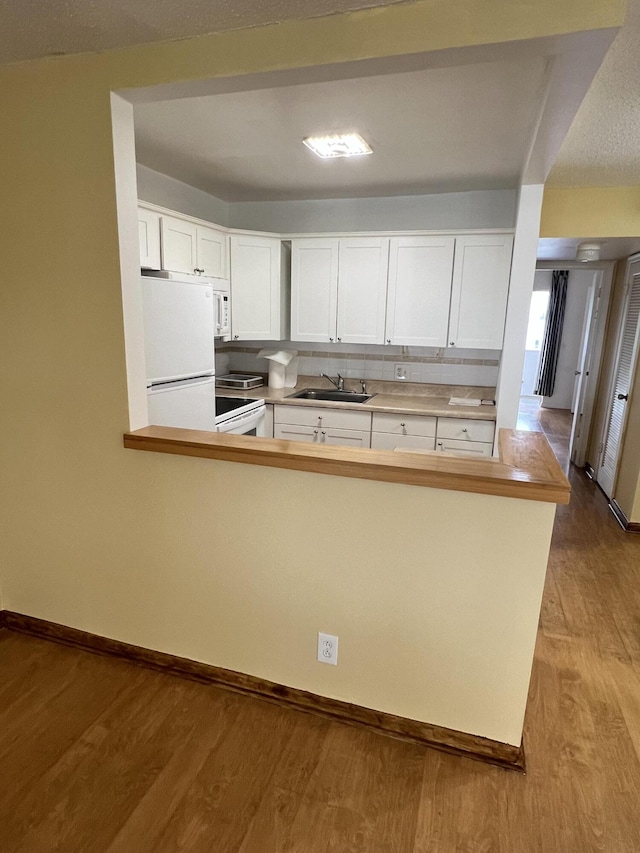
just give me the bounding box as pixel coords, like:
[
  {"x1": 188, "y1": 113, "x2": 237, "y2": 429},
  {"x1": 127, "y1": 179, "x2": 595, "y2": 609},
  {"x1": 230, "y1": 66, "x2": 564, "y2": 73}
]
[
  {"x1": 230, "y1": 235, "x2": 282, "y2": 340},
  {"x1": 147, "y1": 377, "x2": 217, "y2": 430},
  {"x1": 141, "y1": 276, "x2": 215, "y2": 383},
  {"x1": 597, "y1": 260, "x2": 640, "y2": 497},
  {"x1": 197, "y1": 226, "x2": 228, "y2": 278},
  {"x1": 161, "y1": 215, "x2": 198, "y2": 275},
  {"x1": 337, "y1": 238, "x2": 389, "y2": 345},
  {"x1": 138, "y1": 208, "x2": 161, "y2": 269},
  {"x1": 448, "y1": 234, "x2": 513, "y2": 349},
  {"x1": 386, "y1": 236, "x2": 454, "y2": 346},
  {"x1": 290, "y1": 239, "x2": 339, "y2": 343}
]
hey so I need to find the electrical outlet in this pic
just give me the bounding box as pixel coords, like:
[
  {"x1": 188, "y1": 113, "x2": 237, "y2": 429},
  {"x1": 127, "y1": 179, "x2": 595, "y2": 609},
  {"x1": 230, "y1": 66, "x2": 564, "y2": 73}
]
[
  {"x1": 317, "y1": 632, "x2": 338, "y2": 665},
  {"x1": 395, "y1": 363, "x2": 407, "y2": 380}
]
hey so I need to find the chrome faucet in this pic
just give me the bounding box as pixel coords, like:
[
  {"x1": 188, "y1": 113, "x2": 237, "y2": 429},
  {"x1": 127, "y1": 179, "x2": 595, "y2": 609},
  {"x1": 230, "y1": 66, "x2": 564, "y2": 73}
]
[
  {"x1": 360, "y1": 379, "x2": 367, "y2": 394},
  {"x1": 321, "y1": 372, "x2": 345, "y2": 391}
]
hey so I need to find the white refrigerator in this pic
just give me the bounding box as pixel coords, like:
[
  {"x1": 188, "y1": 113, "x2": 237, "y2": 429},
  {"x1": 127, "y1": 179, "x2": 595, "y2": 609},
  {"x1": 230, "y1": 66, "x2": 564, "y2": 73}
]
[{"x1": 142, "y1": 272, "x2": 217, "y2": 430}]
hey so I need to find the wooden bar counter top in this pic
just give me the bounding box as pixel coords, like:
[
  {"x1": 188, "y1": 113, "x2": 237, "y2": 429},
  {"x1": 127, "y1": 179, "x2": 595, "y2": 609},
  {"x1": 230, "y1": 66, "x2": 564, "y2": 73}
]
[{"x1": 124, "y1": 427, "x2": 570, "y2": 505}]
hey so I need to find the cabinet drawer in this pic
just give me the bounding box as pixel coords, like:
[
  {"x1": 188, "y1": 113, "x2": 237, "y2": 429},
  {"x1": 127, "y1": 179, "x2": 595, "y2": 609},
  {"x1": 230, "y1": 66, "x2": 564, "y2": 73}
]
[
  {"x1": 322, "y1": 429, "x2": 371, "y2": 449},
  {"x1": 372, "y1": 412, "x2": 436, "y2": 437},
  {"x1": 274, "y1": 404, "x2": 371, "y2": 431},
  {"x1": 274, "y1": 424, "x2": 370, "y2": 448},
  {"x1": 436, "y1": 417, "x2": 495, "y2": 443},
  {"x1": 436, "y1": 438, "x2": 493, "y2": 457},
  {"x1": 274, "y1": 425, "x2": 318, "y2": 443},
  {"x1": 371, "y1": 432, "x2": 436, "y2": 451}
]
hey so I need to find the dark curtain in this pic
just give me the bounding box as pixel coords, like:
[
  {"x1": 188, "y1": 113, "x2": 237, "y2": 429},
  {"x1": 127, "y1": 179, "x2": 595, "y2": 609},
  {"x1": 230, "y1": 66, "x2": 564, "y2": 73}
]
[{"x1": 534, "y1": 269, "x2": 569, "y2": 397}]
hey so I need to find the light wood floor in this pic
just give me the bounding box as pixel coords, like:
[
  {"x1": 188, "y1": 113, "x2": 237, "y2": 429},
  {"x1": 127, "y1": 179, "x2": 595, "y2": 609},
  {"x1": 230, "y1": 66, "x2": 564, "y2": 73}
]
[
  {"x1": 2, "y1": 470, "x2": 640, "y2": 852},
  {"x1": 517, "y1": 397, "x2": 573, "y2": 470}
]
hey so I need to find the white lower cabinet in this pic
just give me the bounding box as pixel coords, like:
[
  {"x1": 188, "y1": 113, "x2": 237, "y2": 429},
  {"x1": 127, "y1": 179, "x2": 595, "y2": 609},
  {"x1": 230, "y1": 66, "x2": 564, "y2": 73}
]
[
  {"x1": 274, "y1": 405, "x2": 372, "y2": 449},
  {"x1": 371, "y1": 412, "x2": 436, "y2": 451},
  {"x1": 436, "y1": 438, "x2": 493, "y2": 457},
  {"x1": 435, "y1": 417, "x2": 495, "y2": 456},
  {"x1": 272, "y1": 405, "x2": 495, "y2": 456}
]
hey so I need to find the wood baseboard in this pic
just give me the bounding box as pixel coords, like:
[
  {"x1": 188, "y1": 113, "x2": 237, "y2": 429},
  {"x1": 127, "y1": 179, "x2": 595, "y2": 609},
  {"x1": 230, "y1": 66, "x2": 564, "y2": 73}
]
[
  {"x1": 2, "y1": 610, "x2": 524, "y2": 772},
  {"x1": 609, "y1": 499, "x2": 640, "y2": 533}
]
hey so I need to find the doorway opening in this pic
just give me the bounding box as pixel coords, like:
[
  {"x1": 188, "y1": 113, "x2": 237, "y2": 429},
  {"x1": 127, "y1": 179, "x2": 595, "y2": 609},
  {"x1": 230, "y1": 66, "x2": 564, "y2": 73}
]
[{"x1": 518, "y1": 266, "x2": 607, "y2": 471}]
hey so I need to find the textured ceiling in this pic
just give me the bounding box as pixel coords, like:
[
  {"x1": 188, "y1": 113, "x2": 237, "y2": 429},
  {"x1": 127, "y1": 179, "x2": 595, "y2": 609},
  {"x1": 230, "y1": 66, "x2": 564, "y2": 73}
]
[
  {"x1": 0, "y1": 0, "x2": 409, "y2": 65},
  {"x1": 537, "y1": 237, "x2": 640, "y2": 261},
  {"x1": 546, "y1": 0, "x2": 640, "y2": 186}
]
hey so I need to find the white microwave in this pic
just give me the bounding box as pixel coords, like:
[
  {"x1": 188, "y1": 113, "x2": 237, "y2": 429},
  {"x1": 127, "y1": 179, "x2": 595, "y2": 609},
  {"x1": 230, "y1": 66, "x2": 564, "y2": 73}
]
[{"x1": 214, "y1": 291, "x2": 230, "y2": 339}]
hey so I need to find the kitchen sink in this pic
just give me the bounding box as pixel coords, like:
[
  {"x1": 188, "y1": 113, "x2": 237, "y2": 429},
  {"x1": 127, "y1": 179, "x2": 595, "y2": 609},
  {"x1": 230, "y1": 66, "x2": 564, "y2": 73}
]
[{"x1": 286, "y1": 389, "x2": 373, "y2": 403}]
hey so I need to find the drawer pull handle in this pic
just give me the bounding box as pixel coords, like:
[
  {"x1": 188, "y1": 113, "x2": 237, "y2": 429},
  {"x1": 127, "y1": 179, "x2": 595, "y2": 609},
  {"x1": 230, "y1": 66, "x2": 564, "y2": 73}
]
[{"x1": 462, "y1": 428, "x2": 467, "y2": 433}]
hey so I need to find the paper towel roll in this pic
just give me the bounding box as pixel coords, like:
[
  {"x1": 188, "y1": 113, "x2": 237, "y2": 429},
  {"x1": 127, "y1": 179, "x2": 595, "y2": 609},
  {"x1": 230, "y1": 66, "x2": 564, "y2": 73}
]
[{"x1": 258, "y1": 349, "x2": 298, "y2": 388}]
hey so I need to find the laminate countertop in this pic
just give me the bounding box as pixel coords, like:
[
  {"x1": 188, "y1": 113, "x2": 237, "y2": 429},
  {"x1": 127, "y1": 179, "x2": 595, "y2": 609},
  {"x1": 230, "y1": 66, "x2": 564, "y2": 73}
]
[{"x1": 216, "y1": 378, "x2": 497, "y2": 421}]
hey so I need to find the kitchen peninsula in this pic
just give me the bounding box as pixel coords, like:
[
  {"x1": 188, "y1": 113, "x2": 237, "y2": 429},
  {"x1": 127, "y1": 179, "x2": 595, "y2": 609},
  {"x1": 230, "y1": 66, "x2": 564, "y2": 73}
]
[{"x1": 124, "y1": 416, "x2": 569, "y2": 768}]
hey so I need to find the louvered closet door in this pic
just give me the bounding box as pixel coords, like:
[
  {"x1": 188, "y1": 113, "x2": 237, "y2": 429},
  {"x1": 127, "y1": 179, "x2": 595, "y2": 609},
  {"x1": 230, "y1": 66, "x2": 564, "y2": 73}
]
[{"x1": 598, "y1": 260, "x2": 640, "y2": 497}]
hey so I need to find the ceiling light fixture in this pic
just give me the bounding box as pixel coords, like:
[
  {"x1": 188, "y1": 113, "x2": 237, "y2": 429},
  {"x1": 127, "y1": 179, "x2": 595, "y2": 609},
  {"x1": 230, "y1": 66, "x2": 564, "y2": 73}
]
[
  {"x1": 303, "y1": 133, "x2": 372, "y2": 159},
  {"x1": 576, "y1": 242, "x2": 601, "y2": 262}
]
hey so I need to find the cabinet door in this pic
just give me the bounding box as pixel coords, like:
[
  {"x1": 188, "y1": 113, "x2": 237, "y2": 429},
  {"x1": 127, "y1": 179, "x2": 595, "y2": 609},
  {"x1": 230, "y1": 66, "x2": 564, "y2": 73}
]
[
  {"x1": 448, "y1": 234, "x2": 513, "y2": 349},
  {"x1": 386, "y1": 236, "x2": 454, "y2": 347},
  {"x1": 138, "y1": 208, "x2": 161, "y2": 269},
  {"x1": 197, "y1": 226, "x2": 228, "y2": 278},
  {"x1": 337, "y1": 238, "x2": 389, "y2": 345},
  {"x1": 230, "y1": 235, "x2": 282, "y2": 340},
  {"x1": 291, "y1": 239, "x2": 339, "y2": 342},
  {"x1": 160, "y1": 215, "x2": 198, "y2": 275}
]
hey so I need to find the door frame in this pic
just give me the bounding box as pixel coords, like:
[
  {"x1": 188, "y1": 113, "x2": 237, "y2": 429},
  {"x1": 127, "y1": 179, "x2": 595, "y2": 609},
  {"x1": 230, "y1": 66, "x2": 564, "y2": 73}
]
[
  {"x1": 592, "y1": 253, "x2": 640, "y2": 496},
  {"x1": 536, "y1": 260, "x2": 615, "y2": 468}
]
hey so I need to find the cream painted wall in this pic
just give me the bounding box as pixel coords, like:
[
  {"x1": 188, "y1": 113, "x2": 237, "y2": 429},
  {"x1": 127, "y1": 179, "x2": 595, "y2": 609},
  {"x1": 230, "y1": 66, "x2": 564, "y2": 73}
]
[
  {"x1": 541, "y1": 186, "x2": 640, "y2": 238},
  {"x1": 1, "y1": 0, "x2": 611, "y2": 745}
]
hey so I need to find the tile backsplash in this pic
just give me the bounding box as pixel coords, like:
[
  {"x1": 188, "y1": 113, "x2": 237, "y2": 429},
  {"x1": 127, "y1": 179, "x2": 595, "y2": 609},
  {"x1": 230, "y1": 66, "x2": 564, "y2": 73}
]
[{"x1": 216, "y1": 341, "x2": 500, "y2": 388}]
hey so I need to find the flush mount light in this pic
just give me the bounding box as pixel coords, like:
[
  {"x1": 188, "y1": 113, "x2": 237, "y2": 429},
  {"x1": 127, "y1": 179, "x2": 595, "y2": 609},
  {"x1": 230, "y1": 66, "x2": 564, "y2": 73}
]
[
  {"x1": 302, "y1": 133, "x2": 372, "y2": 159},
  {"x1": 576, "y1": 242, "x2": 601, "y2": 262}
]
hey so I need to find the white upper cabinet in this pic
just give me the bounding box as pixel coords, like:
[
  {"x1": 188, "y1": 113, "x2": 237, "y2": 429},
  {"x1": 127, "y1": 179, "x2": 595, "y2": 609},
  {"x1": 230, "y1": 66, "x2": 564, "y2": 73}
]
[
  {"x1": 230, "y1": 234, "x2": 284, "y2": 340},
  {"x1": 448, "y1": 234, "x2": 514, "y2": 350},
  {"x1": 160, "y1": 213, "x2": 229, "y2": 278},
  {"x1": 138, "y1": 208, "x2": 161, "y2": 270},
  {"x1": 291, "y1": 237, "x2": 389, "y2": 344},
  {"x1": 291, "y1": 239, "x2": 339, "y2": 343},
  {"x1": 160, "y1": 215, "x2": 198, "y2": 274},
  {"x1": 386, "y1": 236, "x2": 455, "y2": 347},
  {"x1": 196, "y1": 226, "x2": 228, "y2": 279},
  {"x1": 337, "y1": 238, "x2": 389, "y2": 344}
]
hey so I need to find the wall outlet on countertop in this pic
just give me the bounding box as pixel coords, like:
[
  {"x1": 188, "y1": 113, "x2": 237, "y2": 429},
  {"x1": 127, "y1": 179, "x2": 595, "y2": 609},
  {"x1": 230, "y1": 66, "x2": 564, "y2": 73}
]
[{"x1": 395, "y1": 363, "x2": 407, "y2": 380}]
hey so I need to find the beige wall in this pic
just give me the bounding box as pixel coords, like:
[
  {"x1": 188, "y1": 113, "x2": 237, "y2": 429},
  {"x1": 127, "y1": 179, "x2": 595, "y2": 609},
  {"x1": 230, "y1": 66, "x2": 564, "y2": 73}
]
[
  {"x1": 541, "y1": 187, "x2": 640, "y2": 237},
  {"x1": 1, "y1": 0, "x2": 612, "y2": 745}
]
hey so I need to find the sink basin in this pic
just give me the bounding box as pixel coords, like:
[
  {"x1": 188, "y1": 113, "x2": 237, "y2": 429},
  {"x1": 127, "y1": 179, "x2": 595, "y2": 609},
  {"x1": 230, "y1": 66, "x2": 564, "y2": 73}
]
[{"x1": 286, "y1": 388, "x2": 373, "y2": 403}]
